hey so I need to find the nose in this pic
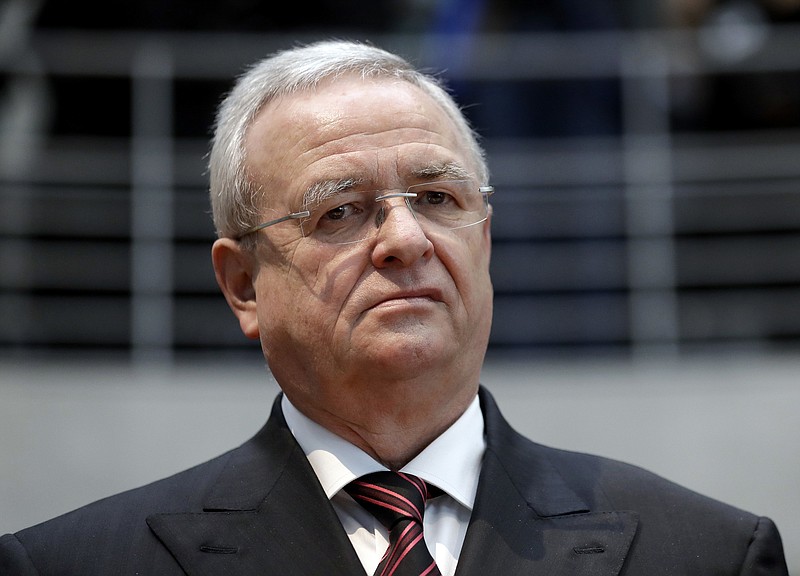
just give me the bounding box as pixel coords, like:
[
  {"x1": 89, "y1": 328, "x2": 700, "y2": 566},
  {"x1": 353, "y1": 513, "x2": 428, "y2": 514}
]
[{"x1": 370, "y1": 197, "x2": 434, "y2": 268}]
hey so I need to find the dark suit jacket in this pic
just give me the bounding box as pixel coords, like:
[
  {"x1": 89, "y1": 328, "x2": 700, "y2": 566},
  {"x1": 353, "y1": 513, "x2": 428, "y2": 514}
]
[{"x1": 0, "y1": 387, "x2": 789, "y2": 575}]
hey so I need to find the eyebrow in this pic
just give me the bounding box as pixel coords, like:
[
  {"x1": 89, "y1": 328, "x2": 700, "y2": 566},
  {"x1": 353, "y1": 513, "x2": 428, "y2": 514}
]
[
  {"x1": 301, "y1": 162, "x2": 473, "y2": 209},
  {"x1": 302, "y1": 178, "x2": 363, "y2": 209},
  {"x1": 410, "y1": 162, "x2": 472, "y2": 181}
]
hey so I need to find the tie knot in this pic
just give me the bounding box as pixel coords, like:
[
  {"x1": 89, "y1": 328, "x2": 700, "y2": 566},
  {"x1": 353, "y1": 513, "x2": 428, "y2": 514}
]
[
  {"x1": 345, "y1": 471, "x2": 443, "y2": 576},
  {"x1": 345, "y1": 472, "x2": 431, "y2": 528}
]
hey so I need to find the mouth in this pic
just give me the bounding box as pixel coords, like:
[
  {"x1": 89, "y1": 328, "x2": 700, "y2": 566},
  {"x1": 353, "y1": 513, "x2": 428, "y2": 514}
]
[{"x1": 369, "y1": 289, "x2": 443, "y2": 311}]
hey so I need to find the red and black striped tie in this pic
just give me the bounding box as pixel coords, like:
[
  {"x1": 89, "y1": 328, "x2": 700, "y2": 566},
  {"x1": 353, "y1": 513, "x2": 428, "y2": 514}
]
[{"x1": 345, "y1": 471, "x2": 442, "y2": 576}]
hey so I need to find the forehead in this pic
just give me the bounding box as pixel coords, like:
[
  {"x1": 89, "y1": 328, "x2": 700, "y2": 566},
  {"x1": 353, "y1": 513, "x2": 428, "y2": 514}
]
[{"x1": 244, "y1": 76, "x2": 474, "y2": 204}]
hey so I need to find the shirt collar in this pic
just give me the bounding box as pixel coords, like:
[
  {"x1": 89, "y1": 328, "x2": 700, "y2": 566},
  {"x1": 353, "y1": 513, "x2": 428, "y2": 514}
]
[{"x1": 282, "y1": 393, "x2": 485, "y2": 510}]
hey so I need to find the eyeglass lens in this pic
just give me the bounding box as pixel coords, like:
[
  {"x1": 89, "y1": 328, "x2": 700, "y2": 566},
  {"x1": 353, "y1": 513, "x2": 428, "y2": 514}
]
[{"x1": 298, "y1": 180, "x2": 490, "y2": 245}]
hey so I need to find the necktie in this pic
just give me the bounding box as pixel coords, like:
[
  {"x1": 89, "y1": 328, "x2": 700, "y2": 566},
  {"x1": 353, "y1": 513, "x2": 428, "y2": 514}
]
[{"x1": 345, "y1": 471, "x2": 442, "y2": 576}]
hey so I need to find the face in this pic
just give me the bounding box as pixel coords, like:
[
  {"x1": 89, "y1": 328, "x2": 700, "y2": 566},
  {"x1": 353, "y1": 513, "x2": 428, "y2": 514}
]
[{"x1": 214, "y1": 75, "x2": 493, "y2": 432}]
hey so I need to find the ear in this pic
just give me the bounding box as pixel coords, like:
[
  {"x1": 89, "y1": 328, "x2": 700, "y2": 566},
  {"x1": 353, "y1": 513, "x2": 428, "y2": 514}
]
[{"x1": 211, "y1": 238, "x2": 260, "y2": 340}]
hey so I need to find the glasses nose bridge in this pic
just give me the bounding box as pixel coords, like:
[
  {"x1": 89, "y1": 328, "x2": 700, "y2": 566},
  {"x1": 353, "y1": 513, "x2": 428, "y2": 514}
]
[{"x1": 373, "y1": 190, "x2": 418, "y2": 229}]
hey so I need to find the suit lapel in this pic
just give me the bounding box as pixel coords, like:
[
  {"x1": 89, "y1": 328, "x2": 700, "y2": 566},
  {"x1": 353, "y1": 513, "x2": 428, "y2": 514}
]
[
  {"x1": 146, "y1": 395, "x2": 364, "y2": 576},
  {"x1": 146, "y1": 387, "x2": 638, "y2": 575},
  {"x1": 455, "y1": 388, "x2": 638, "y2": 576}
]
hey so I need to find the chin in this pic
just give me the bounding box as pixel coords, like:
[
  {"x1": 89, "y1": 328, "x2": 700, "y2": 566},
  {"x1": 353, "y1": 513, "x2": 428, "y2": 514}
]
[{"x1": 360, "y1": 333, "x2": 452, "y2": 373}]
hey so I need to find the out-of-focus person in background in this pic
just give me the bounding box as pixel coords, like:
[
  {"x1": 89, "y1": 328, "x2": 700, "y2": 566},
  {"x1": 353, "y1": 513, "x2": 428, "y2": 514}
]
[
  {"x1": 0, "y1": 39, "x2": 789, "y2": 576},
  {"x1": 665, "y1": 0, "x2": 800, "y2": 130}
]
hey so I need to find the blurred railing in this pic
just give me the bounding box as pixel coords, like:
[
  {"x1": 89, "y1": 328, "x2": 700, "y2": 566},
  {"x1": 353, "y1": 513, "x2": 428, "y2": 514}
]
[{"x1": 2, "y1": 27, "x2": 800, "y2": 361}]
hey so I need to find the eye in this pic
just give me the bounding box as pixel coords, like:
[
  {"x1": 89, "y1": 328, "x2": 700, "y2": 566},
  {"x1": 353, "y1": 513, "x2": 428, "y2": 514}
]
[
  {"x1": 320, "y1": 199, "x2": 366, "y2": 223},
  {"x1": 408, "y1": 180, "x2": 469, "y2": 209},
  {"x1": 325, "y1": 204, "x2": 353, "y2": 221},
  {"x1": 421, "y1": 191, "x2": 449, "y2": 205},
  {"x1": 414, "y1": 189, "x2": 457, "y2": 209}
]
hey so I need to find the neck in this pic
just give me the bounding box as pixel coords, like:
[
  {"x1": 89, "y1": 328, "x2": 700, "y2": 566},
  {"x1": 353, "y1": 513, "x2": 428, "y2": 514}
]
[
  {"x1": 333, "y1": 414, "x2": 455, "y2": 471},
  {"x1": 287, "y1": 380, "x2": 479, "y2": 470}
]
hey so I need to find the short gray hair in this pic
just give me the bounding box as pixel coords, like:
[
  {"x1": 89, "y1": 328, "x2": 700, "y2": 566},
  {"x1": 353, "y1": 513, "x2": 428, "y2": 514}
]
[{"x1": 208, "y1": 39, "x2": 489, "y2": 240}]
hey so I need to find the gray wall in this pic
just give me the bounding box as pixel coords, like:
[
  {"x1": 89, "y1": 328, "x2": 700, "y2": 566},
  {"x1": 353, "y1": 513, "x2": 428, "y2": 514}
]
[{"x1": 1, "y1": 353, "x2": 797, "y2": 573}]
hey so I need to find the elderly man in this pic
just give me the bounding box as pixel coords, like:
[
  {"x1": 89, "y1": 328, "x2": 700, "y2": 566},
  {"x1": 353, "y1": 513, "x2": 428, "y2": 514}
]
[{"x1": 0, "y1": 40, "x2": 789, "y2": 576}]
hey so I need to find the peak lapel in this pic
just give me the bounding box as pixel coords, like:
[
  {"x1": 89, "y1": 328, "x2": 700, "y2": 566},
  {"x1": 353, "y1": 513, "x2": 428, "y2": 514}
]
[
  {"x1": 146, "y1": 470, "x2": 361, "y2": 576},
  {"x1": 147, "y1": 395, "x2": 364, "y2": 576},
  {"x1": 455, "y1": 388, "x2": 638, "y2": 576}
]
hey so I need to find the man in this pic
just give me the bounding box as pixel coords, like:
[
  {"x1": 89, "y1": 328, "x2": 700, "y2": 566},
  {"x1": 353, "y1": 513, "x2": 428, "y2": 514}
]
[{"x1": 0, "y1": 39, "x2": 789, "y2": 575}]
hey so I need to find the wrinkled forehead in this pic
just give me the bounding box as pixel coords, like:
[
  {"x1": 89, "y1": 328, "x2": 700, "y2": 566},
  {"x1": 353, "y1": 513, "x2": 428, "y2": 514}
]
[
  {"x1": 249, "y1": 74, "x2": 473, "y2": 156},
  {"x1": 244, "y1": 76, "x2": 477, "y2": 207}
]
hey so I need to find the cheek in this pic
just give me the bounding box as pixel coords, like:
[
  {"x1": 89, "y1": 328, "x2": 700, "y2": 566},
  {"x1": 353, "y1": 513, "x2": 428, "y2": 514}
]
[
  {"x1": 256, "y1": 250, "x2": 365, "y2": 332},
  {"x1": 305, "y1": 249, "x2": 369, "y2": 310},
  {"x1": 443, "y1": 238, "x2": 492, "y2": 302}
]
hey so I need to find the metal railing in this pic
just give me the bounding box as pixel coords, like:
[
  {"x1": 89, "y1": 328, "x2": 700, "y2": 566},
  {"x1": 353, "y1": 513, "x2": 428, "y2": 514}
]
[{"x1": 2, "y1": 27, "x2": 800, "y2": 361}]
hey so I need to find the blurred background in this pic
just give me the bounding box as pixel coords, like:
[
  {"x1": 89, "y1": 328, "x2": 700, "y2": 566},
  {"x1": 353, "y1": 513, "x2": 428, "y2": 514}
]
[{"x1": 1, "y1": 0, "x2": 798, "y2": 571}]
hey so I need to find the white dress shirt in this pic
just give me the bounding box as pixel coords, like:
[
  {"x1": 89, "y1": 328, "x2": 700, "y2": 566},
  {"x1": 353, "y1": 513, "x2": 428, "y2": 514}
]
[{"x1": 282, "y1": 394, "x2": 485, "y2": 576}]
